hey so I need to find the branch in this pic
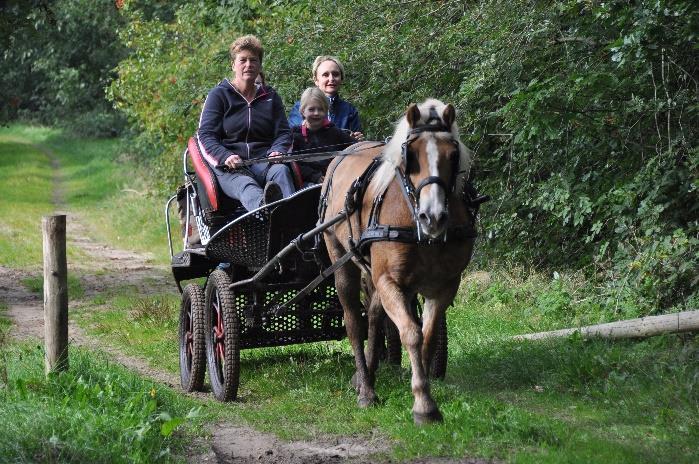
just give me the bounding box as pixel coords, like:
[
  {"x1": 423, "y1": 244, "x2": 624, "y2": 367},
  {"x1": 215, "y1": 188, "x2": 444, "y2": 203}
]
[{"x1": 550, "y1": 36, "x2": 599, "y2": 47}]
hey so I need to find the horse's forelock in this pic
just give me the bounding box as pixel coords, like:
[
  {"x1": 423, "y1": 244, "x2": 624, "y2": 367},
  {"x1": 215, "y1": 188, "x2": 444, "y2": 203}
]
[{"x1": 371, "y1": 99, "x2": 470, "y2": 196}]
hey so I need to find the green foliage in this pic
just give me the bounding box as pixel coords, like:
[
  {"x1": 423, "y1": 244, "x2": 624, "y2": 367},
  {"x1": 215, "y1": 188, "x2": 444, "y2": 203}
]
[
  {"x1": 109, "y1": 0, "x2": 698, "y2": 312},
  {"x1": 107, "y1": 1, "x2": 242, "y2": 187},
  {"x1": 0, "y1": 343, "x2": 207, "y2": 463},
  {"x1": 0, "y1": 0, "x2": 127, "y2": 135}
]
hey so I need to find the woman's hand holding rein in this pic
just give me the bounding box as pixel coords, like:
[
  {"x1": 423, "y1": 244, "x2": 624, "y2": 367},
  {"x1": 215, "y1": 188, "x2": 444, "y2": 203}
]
[{"x1": 224, "y1": 154, "x2": 243, "y2": 169}]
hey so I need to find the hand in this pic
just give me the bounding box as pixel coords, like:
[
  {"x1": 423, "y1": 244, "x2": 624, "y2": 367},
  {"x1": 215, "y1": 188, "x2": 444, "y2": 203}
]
[
  {"x1": 268, "y1": 151, "x2": 283, "y2": 163},
  {"x1": 224, "y1": 154, "x2": 242, "y2": 169},
  {"x1": 351, "y1": 131, "x2": 364, "y2": 141}
]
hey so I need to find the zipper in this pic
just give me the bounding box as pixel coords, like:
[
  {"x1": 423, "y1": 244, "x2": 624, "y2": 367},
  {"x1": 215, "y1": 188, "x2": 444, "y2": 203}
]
[{"x1": 227, "y1": 79, "x2": 270, "y2": 159}]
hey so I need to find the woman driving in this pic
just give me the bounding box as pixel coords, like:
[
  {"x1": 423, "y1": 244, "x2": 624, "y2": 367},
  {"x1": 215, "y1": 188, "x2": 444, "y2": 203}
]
[{"x1": 198, "y1": 35, "x2": 295, "y2": 211}]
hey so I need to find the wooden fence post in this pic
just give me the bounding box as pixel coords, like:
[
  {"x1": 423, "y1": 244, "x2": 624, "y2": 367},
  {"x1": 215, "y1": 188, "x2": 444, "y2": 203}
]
[{"x1": 43, "y1": 214, "x2": 68, "y2": 374}]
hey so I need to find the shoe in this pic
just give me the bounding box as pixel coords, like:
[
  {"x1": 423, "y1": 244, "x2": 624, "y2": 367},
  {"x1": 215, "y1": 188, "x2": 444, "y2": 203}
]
[{"x1": 261, "y1": 182, "x2": 283, "y2": 206}]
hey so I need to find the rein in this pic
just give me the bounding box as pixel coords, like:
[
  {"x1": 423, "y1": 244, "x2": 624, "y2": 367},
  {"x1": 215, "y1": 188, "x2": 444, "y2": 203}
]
[{"x1": 215, "y1": 141, "x2": 384, "y2": 171}]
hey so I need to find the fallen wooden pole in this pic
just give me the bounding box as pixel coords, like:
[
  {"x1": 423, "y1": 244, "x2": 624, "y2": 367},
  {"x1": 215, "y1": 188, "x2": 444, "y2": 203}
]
[
  {"x1": 43, "y1": 214, "x2": 68, "y2": 374},
  {"x1": 512, "y1": 310, "x2": 699, "y2": 341}
]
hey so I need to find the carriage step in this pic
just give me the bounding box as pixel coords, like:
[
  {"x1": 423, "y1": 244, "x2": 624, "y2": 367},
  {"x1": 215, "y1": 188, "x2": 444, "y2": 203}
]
[{"x1": 171, "y1": 250, "x2": 216, "y2": 283}]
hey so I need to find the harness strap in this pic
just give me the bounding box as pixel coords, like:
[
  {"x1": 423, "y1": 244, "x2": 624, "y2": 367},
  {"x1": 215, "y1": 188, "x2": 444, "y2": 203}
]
[
  {"x1": 415, "y1": 176, "x2": 447, "y2": 198},
  {"x1": 358, "y1": 223, "x2": 478, "y2": 252}
]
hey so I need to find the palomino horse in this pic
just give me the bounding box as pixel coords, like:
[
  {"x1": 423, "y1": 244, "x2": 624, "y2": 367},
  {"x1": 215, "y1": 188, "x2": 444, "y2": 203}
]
[{"x1": 320, "y1": 99, "x2": 477, "y2": 424}]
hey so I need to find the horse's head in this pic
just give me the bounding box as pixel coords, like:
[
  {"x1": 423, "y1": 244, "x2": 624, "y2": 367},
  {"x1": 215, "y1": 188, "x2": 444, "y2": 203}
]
[{"x1": 401, "y1": 100, "x2": 467, "y2": 238}]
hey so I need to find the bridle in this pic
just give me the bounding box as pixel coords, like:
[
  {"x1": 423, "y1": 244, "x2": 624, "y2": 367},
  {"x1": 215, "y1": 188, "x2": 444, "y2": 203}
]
[{"x1": 396, "y1": 119, "x2": 461, "y2": 241}]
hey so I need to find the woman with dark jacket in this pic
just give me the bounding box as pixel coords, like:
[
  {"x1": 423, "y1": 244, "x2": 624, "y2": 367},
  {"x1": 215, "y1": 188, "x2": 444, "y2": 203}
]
[
  {"x1": 291, "y1": 87, "x2": 356, "y2": 184},
  {"x1": 198, "y1": 35, "x2": 295, "y2": 211}
]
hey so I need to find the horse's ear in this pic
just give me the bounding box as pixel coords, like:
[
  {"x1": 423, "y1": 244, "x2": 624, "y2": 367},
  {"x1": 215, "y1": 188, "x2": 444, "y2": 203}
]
[
  {"x1": 406, "y1": 104, "x2": 421, "y2": 128},
  {"x1": 442, "y1": 104, "x2": 456, "y2": 128}
]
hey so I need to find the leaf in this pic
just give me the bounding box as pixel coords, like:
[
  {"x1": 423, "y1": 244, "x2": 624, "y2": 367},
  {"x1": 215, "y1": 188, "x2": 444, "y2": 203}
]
[{"x1": 160, "y1": 417, "x2": 185, "y2": 437}]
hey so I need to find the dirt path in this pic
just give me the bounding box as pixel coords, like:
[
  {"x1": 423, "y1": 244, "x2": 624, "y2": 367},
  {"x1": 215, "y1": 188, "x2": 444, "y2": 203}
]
[{"x1": 1, "y1": 141, "x2": 491, "y2": 464}]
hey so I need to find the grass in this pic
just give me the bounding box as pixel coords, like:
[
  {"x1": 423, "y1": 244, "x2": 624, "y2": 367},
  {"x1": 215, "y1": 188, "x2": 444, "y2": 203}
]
[
  {"x1": 0, "y1": 124, "x2": 174, "y2": 268},
  {"x1": 75, "y1": 293, "x2": 181, "y2": 374},
  {"x1": 2, "y1": 125, "x2": 697, "y2": 462},
  {"x1": 21, "y1": 274, "x2": 86, "y2": 300},
  {"x1": 75, "y1": 272, "x2": 699, "y2": 463},
  {"x1": 0, "y1": 341, "x2": 216, "y2": 463},
  {"x1": 0, "y1": 127, "x2": 60, "y2": 267}
]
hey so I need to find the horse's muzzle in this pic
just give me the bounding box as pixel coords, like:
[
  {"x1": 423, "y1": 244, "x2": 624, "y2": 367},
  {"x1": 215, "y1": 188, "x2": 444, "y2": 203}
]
[{"x1": 418, "y1": 210, "x2": 448, "y2": 239}]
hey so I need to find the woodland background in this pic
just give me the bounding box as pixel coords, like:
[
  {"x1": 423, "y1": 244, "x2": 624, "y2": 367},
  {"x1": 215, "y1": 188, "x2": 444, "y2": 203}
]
[{"x1": 2, "y1": 0, "x2": 697, "y2": 318}]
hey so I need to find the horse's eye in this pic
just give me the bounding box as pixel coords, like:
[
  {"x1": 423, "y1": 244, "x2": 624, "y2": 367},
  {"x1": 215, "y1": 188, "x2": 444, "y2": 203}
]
[{"x1": 406, "y1": 149, "x2": 419, "y2": 174}]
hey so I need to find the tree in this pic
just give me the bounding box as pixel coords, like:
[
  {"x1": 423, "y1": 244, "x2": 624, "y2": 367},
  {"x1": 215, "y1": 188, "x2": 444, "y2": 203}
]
[{"x1": 0, "y1": 0, "x2": 127, "y2": 135}]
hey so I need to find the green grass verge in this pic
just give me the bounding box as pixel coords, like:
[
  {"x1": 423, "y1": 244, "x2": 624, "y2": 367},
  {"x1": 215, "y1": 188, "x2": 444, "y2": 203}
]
[
  {"x1": 75, "y1": 272, "x2": 699, "y2": 463},
  {"x1": 0, "y1": 124, "x2": 174, "y2": 268},
  {"x1": 0, "y1": 341, "x2": 217, "y2": 463},
  {"x1": 0, "y1": 127, "x2": 59, "y2": 267},
  {"x1": 75, "y1": 293, "x2": 181, "y2": 374}
]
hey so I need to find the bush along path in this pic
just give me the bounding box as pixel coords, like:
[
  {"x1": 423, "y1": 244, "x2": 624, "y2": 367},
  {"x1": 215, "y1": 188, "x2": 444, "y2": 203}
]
[{"x1": 3, "y1": 138, "x2": 482, "y2": 464}]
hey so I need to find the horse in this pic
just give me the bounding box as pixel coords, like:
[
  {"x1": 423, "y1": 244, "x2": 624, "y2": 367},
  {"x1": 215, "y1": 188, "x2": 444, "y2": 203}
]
[{"x1": 320, "y1": 98, "x2": 477, "y2": 424}]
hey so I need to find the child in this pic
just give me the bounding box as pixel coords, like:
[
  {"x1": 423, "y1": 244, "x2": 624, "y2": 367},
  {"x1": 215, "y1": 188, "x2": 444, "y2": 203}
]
[{"x1": 292, "y1": 87, "x2": 356, "y2": 184}]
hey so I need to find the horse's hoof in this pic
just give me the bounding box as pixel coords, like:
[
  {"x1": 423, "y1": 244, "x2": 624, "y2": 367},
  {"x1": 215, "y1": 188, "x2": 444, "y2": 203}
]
[
  {"x1": 412, "y1": 409, "x2": 443, "y2": 425},
  {"x1": 357, "y1": 393, "x2": 378, "y2": 408}
]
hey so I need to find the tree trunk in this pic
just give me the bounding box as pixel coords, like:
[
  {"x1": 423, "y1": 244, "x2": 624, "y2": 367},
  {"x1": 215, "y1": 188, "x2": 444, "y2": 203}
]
[{"x1": 512, "y1": 311, "x2": 699, "y2": 341}]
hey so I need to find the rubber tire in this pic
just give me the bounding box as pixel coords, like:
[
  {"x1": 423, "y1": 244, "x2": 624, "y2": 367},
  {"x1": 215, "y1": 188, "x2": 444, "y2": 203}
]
[
  {"x1": 430, "y1": 313, "x2": 448, "y2": 379},
  {"x1": 205, "y1": 270, "x2": 240, "y2": 402},
  {"x1": 383, "y1": 316, "x2": 402, "y2": 365},
  {"x1": 179, "y1": 284, "x2": 206, "y2": 392}
]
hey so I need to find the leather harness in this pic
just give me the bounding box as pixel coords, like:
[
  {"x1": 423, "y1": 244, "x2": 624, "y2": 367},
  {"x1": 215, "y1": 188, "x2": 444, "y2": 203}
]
[{"x1": 319, "y1": 123, "x2": 486, "y2": 261}]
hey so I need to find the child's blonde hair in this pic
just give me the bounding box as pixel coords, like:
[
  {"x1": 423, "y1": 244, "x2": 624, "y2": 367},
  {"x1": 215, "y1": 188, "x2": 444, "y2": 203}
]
[{"x1": 299, "y1": 87, "x2": 328, "y2": 114}]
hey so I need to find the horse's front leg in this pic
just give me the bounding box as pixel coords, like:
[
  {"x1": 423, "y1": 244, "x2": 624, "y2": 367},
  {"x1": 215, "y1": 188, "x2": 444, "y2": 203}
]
[
  {"x1": 334, "y1": 262, "x2": 378, "y2": 408},
  {"x1": 420, "y1": 279, "x2": 459, "y2": 377},
  {"x1": 376, "y1": 275, "x2": 441, "y2": 424}
]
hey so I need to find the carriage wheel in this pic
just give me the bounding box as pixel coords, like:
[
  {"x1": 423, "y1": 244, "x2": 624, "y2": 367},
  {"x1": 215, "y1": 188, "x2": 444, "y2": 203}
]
[
  {"x1": 205, "y1": 270, "x2": 240, "y2": 402},
  {"x1": 384, "y1": 298, "x2": 449, "y2": 378},
  {"x1": 430, "y1": 313, "x2": 448, "y2": 380},
  {"x1": 383, "y1": 316, "x2": 402, "y2": 365},
  {"x1": 179, "y1": 284, "x2": 206, "y2": 392}
]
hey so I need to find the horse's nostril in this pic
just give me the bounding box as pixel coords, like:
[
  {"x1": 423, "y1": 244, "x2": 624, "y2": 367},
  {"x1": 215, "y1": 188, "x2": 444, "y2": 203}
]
[
  {"x1": 436, "y1": 212, "x2": 448, "y2": 227},
  {"x1": 418, "y1": 212, "x2": 430, "y2": 225}
]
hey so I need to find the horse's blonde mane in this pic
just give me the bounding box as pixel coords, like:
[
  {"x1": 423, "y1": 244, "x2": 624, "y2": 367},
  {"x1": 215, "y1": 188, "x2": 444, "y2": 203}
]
[{"x1": 370, "y1": 99, "x2": 472, "y2": 196}]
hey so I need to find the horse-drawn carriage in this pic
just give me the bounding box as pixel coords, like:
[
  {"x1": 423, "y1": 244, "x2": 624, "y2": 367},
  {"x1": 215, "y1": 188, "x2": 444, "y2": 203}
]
[{"x1": 165, "y1": 99, "x2": 488, "y2": 423}]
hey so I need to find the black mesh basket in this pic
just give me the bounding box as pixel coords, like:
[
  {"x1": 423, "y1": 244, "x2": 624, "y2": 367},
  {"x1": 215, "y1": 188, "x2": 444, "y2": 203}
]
[
  {"x1": 205, "y1": 209, "x2": 271, "y2": 268},
  {"x1": 234, "y1": 281, "x2": 346, "y2": 349}
]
